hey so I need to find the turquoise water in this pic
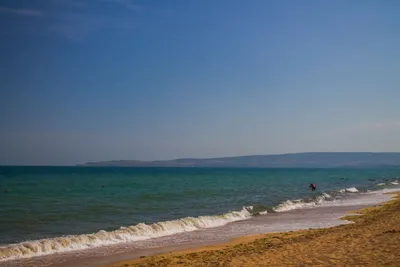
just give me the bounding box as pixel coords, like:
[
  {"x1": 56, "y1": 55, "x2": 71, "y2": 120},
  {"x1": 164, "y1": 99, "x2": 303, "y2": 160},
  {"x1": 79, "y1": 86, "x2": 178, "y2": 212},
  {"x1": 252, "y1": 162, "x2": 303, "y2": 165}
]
[{"x1": 0, "y1": 167, "x2": 399, "y2": 261}]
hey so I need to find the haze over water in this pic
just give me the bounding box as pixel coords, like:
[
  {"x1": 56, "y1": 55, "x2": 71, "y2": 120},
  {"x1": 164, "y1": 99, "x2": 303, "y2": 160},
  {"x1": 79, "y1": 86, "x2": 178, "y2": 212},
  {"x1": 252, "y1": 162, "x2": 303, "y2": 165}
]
[
  {"x1": 1, "y1": 1, "x2": 400, "y2": 165},
  {"x1": 1, "y1": 1, "x2": 400, "y2": 265}
]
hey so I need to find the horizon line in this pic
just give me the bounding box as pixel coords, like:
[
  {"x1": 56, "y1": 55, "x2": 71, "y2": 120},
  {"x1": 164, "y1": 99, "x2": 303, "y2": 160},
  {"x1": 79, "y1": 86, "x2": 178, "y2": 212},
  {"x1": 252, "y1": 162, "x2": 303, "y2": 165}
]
[{"x1": 2, "y1": 151, "x2": 400, "y2": 167}]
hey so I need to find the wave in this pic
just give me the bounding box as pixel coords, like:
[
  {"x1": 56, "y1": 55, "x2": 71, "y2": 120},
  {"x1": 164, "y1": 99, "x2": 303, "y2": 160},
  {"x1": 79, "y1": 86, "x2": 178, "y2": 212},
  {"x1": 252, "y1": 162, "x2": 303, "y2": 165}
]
[
  {"x1": 339, "y1": 187, "x2": 359, "y2": 193},
  {"x1": 0, "y1": 206, "x2": 253, "y2": 262},
  {"x1": 1, "y1": 182, "x2": 399, "y2": 262},
  {"x1": 273, "y1": 182, "x2": 400, "y2": 214},
  {"x1": 377, "y1": 180, "x2": 398, "y2": 186},
  {"x1": 273, "y1": 186, "x2": 372, "y2": 213},
  {"x1": 273, "y1": 192, "x2": 333, "y2": 212}
]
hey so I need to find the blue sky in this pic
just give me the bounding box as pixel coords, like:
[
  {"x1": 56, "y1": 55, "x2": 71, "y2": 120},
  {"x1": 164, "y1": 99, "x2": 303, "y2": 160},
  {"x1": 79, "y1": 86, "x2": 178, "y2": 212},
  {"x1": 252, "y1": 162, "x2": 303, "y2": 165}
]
[{"x1": 1, "y1": 0, "x2": 400, "y2": 165}]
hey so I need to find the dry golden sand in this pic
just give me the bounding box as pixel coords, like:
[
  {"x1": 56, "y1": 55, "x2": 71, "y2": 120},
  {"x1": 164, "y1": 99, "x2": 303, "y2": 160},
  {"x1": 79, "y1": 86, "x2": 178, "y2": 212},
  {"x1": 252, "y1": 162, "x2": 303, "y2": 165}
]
[{"x1": 107, "y1": 193, "x2": 400, "y2": 267}]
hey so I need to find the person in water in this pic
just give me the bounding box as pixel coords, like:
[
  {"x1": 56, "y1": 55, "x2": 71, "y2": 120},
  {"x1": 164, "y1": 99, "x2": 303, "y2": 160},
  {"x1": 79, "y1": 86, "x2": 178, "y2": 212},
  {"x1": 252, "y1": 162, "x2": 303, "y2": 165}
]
[{"x1": 309, "y1": 183, "x2": 316, "y2": 191}]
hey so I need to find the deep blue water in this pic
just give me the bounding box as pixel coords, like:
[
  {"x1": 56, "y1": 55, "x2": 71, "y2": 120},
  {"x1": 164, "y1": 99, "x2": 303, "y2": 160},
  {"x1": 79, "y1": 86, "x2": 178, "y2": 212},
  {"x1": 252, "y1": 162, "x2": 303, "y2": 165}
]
[{"x1": 0, "y1": 166, "x2": 399, "y2": 246}]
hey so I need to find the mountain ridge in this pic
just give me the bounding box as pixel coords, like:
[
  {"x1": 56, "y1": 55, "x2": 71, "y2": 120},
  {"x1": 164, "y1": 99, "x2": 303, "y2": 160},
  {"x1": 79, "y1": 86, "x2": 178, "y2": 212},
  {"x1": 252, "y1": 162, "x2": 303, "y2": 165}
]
[{"x1": 78, "y1": 152, "x2": 400, "y2": 168}]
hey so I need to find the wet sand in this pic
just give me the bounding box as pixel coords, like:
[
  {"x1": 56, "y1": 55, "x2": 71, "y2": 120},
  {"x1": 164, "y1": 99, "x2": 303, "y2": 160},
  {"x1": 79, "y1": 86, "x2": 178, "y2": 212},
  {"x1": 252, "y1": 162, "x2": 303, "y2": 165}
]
[
  {"x1": 1, "y1": 191, "x2": 398, "y2": 267},
  {"x1": 1, "y1": 204, "x2": 369, "y2": 267},
  {"x1": 106, "y1": 192, "x2": 400, "y2": 267}
]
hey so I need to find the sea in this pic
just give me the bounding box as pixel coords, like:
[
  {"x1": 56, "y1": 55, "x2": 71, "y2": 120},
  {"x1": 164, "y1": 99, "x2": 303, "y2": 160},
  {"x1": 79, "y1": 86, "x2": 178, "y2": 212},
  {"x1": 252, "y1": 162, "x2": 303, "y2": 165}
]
[{"x1": 0, "y1": 166, "x2": 399, "y2": 265}]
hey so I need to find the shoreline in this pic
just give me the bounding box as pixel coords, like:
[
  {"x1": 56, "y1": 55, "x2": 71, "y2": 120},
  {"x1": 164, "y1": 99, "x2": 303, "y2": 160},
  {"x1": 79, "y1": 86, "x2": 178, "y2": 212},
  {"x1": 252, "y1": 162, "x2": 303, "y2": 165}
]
[
  {"x1": 0, "y1": 190, "x2": 398, "y2": 267},
  {"x1": 105, "y1": 192, "x2": 400, "y2": 267}
]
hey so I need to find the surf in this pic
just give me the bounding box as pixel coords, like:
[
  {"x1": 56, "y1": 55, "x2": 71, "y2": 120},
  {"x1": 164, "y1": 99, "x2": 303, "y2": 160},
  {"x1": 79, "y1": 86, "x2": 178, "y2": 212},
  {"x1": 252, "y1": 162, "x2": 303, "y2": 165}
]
[
  {"x1": 0, "y1": 206, "x2": 253, "y2": 261},
  {"x1": 1, "y1": 179, "x2": 399, "y2": 262}
]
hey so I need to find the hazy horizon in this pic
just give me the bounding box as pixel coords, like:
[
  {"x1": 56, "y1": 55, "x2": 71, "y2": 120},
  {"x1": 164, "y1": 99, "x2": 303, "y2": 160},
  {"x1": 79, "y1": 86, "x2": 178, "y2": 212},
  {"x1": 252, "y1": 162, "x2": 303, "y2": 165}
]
[
  {"x1": 1, "y1": 0, "x2": 400, "y2": 165},
  {"x1": 1, "y1": 151, "x2": 400, "y2": 166}
]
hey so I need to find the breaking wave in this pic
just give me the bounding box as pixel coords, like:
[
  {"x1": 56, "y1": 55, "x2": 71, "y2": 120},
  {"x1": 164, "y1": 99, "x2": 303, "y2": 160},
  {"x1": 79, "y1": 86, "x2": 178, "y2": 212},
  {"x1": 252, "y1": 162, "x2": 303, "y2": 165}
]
[
  {"x1": 339, "y1": 187, "x2": 359, "y2": 193},
  {"x1": 273, "y1": 180, "x2": 400, "y2": 214},
  {"x1": 273, "y1": 192, "x2": 333, "y2": 212},
  {"x1": 1, "y1": 181, "x2": 399, "y2": 262},
  {"x1": 273, "y1": 185, "x2": 375, "y2": 213},
  {"x1": 0, "y1": 206, "x2": 253, "y2": 262}
]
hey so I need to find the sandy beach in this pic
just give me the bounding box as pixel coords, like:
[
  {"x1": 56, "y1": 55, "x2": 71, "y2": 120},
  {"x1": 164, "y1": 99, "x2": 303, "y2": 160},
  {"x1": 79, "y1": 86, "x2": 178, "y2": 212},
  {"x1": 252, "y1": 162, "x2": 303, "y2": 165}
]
[
  {"x1": 3, "y1": 0, "x2": 400, "y2": 265},
  {"x1": 1, "y1": 190, "x2": 399, "y2": 267},
  {"x1": 105, "y1": 192, "x2": 400, "y2": 267}
]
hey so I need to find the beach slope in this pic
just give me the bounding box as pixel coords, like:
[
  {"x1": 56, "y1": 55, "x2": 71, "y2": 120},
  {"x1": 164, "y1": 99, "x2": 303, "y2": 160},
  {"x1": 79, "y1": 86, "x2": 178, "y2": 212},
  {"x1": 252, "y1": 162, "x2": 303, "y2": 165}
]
[{"x1": 107, "y1": 193, "x2": 400, "y2": 267}]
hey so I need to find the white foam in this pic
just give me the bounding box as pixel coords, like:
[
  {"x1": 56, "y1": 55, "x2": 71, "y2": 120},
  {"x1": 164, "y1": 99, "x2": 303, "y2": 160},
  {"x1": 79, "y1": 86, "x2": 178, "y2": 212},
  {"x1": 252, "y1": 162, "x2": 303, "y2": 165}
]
[
  {"x1": 0, "y1": 206, "x2": 253, "y2": 262},
  {"x1": 344, "y1": 187, "x2": 358, "y2": 193},
  {"x1": 376, "y1": 183, "x2": 385, "y2": 186},
  {"x1": 391, "y1": 181, "x2": 399, "y2": 185},
  {"x1": 2, "y1": 186, "x2": 398, "y2": 262},
  {"x1": 316, "y1": 192, "x2": 332, "y2": 202},
  {"x1": 273, "y1": 193, "x2": 332, "y2": 212},
  {"x1": 273, "y1": 200, "x2": 307, "y2": 212},
  {"x1": 368, "y1": 188, "x2": 400, "y2": 194}
]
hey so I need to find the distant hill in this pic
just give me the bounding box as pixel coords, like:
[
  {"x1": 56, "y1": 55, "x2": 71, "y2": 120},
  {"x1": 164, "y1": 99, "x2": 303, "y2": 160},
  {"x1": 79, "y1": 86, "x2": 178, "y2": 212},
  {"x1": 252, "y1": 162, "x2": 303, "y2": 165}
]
[{"x1": 78, "y1": 152, "x2": 400, "y2": 168}]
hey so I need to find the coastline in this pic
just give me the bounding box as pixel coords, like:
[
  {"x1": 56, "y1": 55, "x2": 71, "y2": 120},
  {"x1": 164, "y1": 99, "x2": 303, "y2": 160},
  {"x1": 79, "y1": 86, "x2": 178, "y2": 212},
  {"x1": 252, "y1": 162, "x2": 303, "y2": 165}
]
[
  {"x1": 1, "y1": 189, "x2": 399, "y2": 267},
  {"x1": 105, "y1": 192, "x2": 400, "y2": 267}
]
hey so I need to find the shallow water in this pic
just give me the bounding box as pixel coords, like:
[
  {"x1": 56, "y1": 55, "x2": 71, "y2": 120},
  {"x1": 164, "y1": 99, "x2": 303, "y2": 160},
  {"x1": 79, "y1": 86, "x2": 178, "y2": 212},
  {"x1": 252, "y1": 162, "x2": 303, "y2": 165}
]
[
  {"x1": 2, "y1": 189, "x2": 397, "y2": 267},
  {"x1": 0, "y1": 166, "x2": 399, "y2": 263}
]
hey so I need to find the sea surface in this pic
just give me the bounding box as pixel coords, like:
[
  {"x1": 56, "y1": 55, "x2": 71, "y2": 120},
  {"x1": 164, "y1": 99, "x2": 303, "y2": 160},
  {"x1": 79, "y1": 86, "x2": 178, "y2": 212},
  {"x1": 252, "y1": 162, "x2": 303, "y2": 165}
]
[{"x1": 0, "y1": 166, "x2": 399, "y2": 262}]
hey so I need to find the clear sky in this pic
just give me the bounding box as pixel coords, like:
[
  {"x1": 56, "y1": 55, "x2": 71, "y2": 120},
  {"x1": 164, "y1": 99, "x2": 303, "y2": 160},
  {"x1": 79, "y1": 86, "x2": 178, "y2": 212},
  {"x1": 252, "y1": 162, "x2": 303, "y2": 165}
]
[{"x1": 1, "y1": 0, "x2": 400, "y2": 165}]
